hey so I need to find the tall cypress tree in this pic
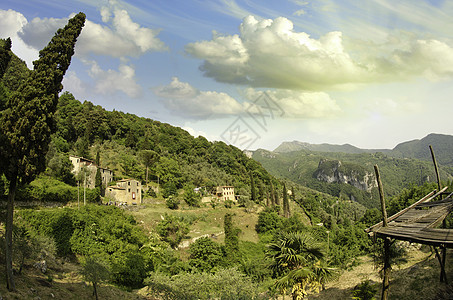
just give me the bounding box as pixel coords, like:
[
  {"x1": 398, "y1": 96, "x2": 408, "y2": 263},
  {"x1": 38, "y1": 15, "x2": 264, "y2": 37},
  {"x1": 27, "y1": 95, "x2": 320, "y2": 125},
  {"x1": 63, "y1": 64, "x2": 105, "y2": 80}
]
[
  {"x1": 95, "y1": 151, "x2": 103, "y2": 197},
  {"x1": 250, "y1": 171, "x2": 256, "y2": 202},
  {"x1": 0, "y1": 38, "x2": 12, "y2": 78},
  {"x1": 0, "y1": 13, "x2": 85, "y2": 291},
  {"x1": 224, "y1": 213, "x2": 240, "y2": 264},
  {"x1": 0, "y1": 38, "x2": 12, "y2": 113},
  {"x1": 283, "y1": 183, "x2": 290, "y2": 218}
]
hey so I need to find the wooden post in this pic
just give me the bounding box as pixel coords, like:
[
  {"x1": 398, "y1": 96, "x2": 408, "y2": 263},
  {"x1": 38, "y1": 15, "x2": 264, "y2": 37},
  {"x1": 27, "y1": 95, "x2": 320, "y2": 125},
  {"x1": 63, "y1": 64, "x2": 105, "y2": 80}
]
[
  {"x1": 429, "y1": 145, "x2": 442, "y2": 195},
  {"x1": 429, "y1": 145, "x2": 447, "y2": 282},
  {"x1": 374, "y1": 165, "x2": 390, "y2": 300},
  {"x1": 434, "y1": 246, "x2": 448, "y2": 282}
]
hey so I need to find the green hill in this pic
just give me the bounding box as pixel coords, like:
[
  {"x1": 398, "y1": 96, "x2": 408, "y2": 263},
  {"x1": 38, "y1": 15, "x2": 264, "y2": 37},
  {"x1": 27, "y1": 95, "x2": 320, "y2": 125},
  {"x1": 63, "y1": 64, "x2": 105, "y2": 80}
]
[
  {"x1": 253, "y1": 148, "x2": 453, "y2": 209},
  {"x1": 391, "y1": 133, "x2": 453, "y2": 166},
  {"x1": 274, "y1": 141, "x2": 371, "y2": 154}
]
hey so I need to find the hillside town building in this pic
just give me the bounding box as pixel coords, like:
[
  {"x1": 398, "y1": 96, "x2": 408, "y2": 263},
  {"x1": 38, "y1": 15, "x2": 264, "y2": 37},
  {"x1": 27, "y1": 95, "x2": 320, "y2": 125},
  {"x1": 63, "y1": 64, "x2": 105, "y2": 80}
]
[
  {"x1": 106, "y1": 179, "x2": 142, "y2": 205},
  {"x1": 216, "y1": 186, "x2": 235, "y2": 201},
  {"x1": 69, "y1": 155, "x2": 113, "y2": 188}
]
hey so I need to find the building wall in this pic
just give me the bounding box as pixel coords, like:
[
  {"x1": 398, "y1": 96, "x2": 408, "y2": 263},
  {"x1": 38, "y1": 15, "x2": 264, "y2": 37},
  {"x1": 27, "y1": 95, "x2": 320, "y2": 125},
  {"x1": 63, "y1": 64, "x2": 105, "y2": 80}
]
[
  {"x1": 216, "y1": 186, "x2": 235, "y2": 201},
  {"x1": 99, "y1": 167, "x2": 113, "y2": 187},
  {"x1": 70, "y1": 155, "x2": 113, "y2": 190},
  {"x1": 108, "y1": 179, "x2": 142, "y2": 205}
]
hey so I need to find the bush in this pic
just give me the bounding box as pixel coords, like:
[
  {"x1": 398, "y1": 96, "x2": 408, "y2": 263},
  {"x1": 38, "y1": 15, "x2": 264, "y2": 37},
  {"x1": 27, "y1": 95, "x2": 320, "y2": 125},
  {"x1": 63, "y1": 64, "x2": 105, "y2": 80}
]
[
  {"x1": 189, "y1": 237, "x2": 224, "y2": 272},
  {"x1": 255, "y1": 208, "x2": 282, "y2": 234},
  {"x1": 352, "y1": 280, "x2": 377, "y2": 300},
  {"x1": 184, "y1": 184, "x2": 201, "y2": 207},
  {"x1": 18, "y1": 208, "x2": 75, "y2": 257},
  {"x1": 224, "y1": 200, "x2": 234, "y2": 208},
  {"x1": 18, "y1": 205, "x2": 150, "y2": 289},
  {"x1": 156, "y1": 214, "x2": 189, "y2": 248},
  {"x1": 16, "y1": 176, "x2": 100, "y2": 204},
  {"x1": 145, "y1": 268, "x2": 261, "y2": 299},
  {"x1": 166, "y1": 197, "x2": 180, "y2": 210},
  {"x1": 162, "y1": 181, "x2": 178, "y2": 198},
  {"x1": 110, "y1": 248, "x2": 147, "y2": 289}
]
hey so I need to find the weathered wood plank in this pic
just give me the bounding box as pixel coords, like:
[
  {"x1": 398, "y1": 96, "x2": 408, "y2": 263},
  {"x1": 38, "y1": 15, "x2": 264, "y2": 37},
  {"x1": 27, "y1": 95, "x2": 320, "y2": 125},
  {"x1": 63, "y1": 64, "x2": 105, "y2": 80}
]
[{"x1": 367, "y1": 188, "x2": 446, "y2": 233}]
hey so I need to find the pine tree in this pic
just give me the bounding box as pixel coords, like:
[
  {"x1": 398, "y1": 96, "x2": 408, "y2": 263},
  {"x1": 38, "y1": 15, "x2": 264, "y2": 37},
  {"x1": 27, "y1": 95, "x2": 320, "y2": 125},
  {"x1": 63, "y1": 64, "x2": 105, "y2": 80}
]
[
  {"x1": 138, "y1": 149, "x2": 156, "y2": 187},
  {"x1": 0, "y1": 13, "x2": 85, "y2": 291}
]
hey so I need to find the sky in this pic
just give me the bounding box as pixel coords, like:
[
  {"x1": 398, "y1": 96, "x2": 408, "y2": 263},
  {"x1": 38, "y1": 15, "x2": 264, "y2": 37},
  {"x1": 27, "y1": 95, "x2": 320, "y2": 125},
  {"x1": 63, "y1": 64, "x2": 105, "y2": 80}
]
[{"x1": 1, "y1": 0, "x2": 453, "y2": 151}]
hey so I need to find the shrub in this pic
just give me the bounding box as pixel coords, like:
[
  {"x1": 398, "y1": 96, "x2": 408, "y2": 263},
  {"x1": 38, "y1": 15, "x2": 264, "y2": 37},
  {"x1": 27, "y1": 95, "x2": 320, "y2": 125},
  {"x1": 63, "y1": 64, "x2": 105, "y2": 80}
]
[
  {"x1": 156, "y1": 214, "x2": 189, "y2": 248},
  {"x1": 352, "y1": 280, "x2": 377, "y2": 300},
  {"x1": 166, "y1": 197, "x2": 180, "y2": 210},
  {"x1": 224, "y1": 199, "x2": 233, "y2": 208},
  {"x1": 145, "y1": 268, "x2": 261, "y2": 299},
  {"x1": 184, "y1": 184, "x2": 201, "y2": 207},
  {"x1": 255, "y1": 208, "x2": 282, "y2": 234},
  {"x1": 189, "y1": 237, "x2": 224, "y2": 272}
]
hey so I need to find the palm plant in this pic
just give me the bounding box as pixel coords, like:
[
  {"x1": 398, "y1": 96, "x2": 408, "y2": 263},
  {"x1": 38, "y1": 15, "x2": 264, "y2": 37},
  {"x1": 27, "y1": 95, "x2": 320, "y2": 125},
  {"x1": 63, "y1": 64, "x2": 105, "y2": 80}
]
[{"x1": 267, "y1": 231, "x2": 335, "y2": 299}]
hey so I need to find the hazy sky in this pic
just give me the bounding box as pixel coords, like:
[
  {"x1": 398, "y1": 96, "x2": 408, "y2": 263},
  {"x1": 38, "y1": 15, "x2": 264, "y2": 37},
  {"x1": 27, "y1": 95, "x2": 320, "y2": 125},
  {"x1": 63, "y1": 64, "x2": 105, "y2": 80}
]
[{"x1": 2, "y1": 0, "x2": 453, "y2": 151}]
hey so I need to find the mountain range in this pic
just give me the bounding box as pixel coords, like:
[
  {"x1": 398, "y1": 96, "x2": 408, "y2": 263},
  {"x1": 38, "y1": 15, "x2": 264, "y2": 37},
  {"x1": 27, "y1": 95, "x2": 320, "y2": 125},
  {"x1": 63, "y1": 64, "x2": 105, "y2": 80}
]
[{"x1": 273, "y1": 133, "x2": 453, "y2": 167}]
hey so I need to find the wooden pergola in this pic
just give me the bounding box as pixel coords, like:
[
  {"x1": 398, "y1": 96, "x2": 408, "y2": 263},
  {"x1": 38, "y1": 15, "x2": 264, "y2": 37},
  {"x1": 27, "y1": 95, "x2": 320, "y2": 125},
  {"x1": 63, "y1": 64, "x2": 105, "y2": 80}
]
[{"x1": 367, "y1": 145, "x2": 453, "y2": 300}]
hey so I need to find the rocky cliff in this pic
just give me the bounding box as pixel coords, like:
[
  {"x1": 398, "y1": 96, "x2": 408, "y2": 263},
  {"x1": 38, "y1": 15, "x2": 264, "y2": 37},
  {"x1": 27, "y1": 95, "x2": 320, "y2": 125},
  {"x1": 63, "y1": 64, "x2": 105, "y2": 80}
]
[{"x1": 314, "y1": 159, "x2": 376, "y2": 192}]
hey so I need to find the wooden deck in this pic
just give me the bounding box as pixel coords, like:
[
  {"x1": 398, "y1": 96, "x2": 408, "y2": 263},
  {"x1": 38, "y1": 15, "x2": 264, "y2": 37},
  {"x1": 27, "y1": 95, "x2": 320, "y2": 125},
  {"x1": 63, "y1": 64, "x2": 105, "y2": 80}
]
[{"x1": 368, "y1": 188, "x2": 453, "y2": 247}]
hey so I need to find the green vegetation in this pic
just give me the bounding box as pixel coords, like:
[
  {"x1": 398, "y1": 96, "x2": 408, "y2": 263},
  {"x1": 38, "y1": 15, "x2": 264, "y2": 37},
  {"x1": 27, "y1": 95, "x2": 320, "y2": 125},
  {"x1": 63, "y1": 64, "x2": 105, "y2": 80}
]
[
  {"x1": 1, "y1": 13, "x2": 453, "y2": 298},
  {"x1": 253, "y1": 148, "x2": 453, "y2": 209},
  {"x1": 0, "y1": 13, "x2": 85, "y2": 291}
]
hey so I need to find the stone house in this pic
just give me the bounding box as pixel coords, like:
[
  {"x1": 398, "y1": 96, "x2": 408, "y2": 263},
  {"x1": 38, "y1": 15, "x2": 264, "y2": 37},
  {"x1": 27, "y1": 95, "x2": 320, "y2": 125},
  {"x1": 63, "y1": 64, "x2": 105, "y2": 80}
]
[
  {"x1": 69, "y1": 155, "x2": 113, "y2": 189},
  {"x1": 216, "y1": 186, "x2": 235, "y2": 201},
  {"x1": 106, "y1": 179, "x2": 142, "y2": 205}
]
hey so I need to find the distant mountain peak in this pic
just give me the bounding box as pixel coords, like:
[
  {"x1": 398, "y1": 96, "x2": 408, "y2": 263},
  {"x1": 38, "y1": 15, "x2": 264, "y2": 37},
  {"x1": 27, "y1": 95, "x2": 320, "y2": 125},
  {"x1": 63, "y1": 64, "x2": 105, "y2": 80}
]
[
  {"x1": 273, "y1": 133, "x2": 453, "y2": 166},
  {"x1": 274, "y1": 141, "x2": 365, "y2": 154}
]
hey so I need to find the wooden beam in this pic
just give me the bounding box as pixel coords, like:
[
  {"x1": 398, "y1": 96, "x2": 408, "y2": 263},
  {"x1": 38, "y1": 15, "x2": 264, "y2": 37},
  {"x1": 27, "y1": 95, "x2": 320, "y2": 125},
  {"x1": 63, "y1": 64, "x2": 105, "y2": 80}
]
[
  {"x1": 375, "y1": 165, "x2": 390, "y2": 300},
  {"x1": 367, "y1": 188, "x2": 447, "y2": 233},
  {"x1": 375, "y1": 165, "x2": 388, "y2": 227},
  {"x1": 430, "y1": 145, "x2": 442, "y2": 195}
]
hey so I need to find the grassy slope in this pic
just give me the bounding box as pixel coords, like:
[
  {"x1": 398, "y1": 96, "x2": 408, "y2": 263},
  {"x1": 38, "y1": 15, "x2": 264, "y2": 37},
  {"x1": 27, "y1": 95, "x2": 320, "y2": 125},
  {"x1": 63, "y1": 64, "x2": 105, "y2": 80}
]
[
  {"x1": 128, "y1": 196, "x2": 311, "y2": 247},
  {"x1": 0, "y1": 260, "x2": 145, "y2": 300},
  {"x1": 309, "y1": 247, "x2": 453, "y2": 300}
]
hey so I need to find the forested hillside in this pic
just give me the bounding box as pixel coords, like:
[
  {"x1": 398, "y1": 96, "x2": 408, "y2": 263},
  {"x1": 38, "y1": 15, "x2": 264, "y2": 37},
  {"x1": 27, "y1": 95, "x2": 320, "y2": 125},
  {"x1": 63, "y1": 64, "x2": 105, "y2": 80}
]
[
  {"x1": 391, "y1": 133, "x2": 453, "y2": 166},
  {"x1": 49, "y1": 91, "x2": 277, "y2": 198},
  {"x1": 253, "y1": 148, "x2": 453, "y2": 208}
]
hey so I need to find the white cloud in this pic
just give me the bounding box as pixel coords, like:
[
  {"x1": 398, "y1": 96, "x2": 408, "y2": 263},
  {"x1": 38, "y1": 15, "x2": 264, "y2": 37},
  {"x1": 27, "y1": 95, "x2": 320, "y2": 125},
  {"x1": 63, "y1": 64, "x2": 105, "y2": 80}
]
[
  {"x1": 154, "y1": 77, "x2": 245, "y2": 119},
  {"x1": 62, "y1": 70, "x2": 86, "y2": 97},
  {"x1": 19, "y1": 16, "x2": 67, "y2": 51},
  {"x1": 0, "y1": 9, "x2": 39, "y2": 68},
  {"x1": 88, "y1": 61, "x2": 142, "y2": 98},
  {"x1": 1, "y1": 5, "x2": 165, "y2": 99},
  {"x1": 0, "y1": 9, "x2": 27, "y2": 38},
  {"x1": 182, "y1": 126, "x2": 217, "y2": 141},
  {"x1": 293, "y1": 9, "x2": 306, "y2": 16},
  {"x1": 17, "y1": 5, "x2": 167, "y2": 59},
  {"x1": 76, "y1": 7, "x2": 167, "y2": 58},
  {"x1": 245, "y1": 88, "x2": 341, "y2": 118},
  {"x1": 186, "y1": 15, "x2": 453, "y2": 90}
]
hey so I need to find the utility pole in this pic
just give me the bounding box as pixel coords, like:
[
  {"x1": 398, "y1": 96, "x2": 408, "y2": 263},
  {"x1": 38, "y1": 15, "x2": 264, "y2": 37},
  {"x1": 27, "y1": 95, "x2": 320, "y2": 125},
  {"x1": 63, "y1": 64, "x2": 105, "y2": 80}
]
[
  {"x1": 84, "y1": 171, "x2": 86, "y2": 206},
  {"x1": 326, "y1": 230, "x2": 330, "y2": 263},
  {"x1": 77, "y1": 180, "x2": 80, "y2": 209}
]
